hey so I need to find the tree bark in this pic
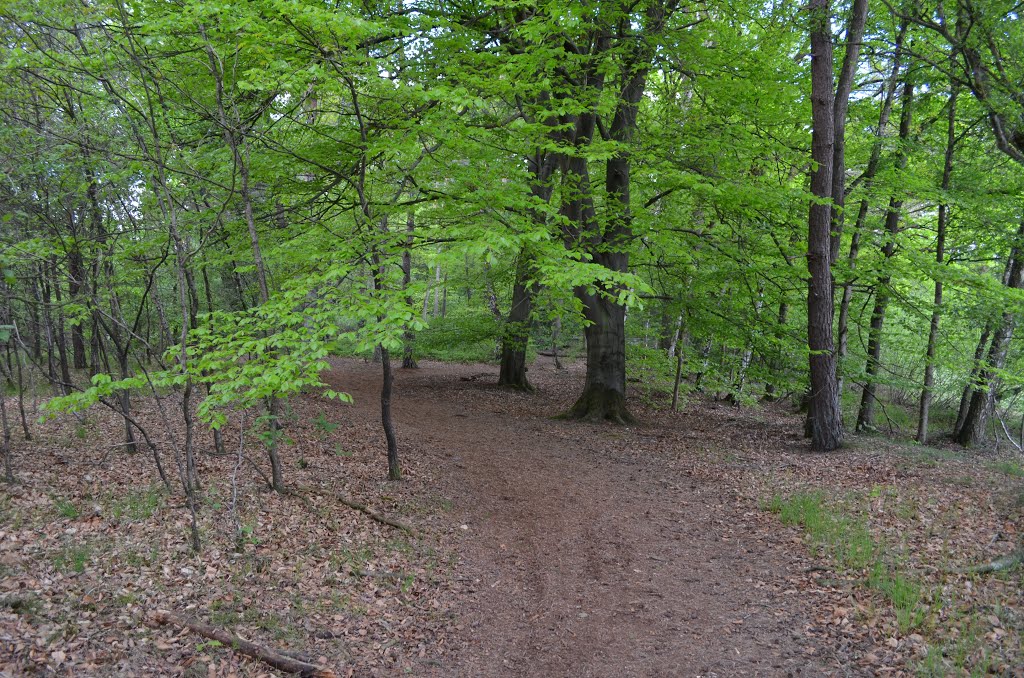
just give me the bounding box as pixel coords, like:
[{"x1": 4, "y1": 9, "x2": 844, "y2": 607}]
[
  {"x1": 956, "y1": 219, "x2": 1024, "y2": 447},
  {"x1": 917, "y1": 85, "x2": 958, "y2": 444},
  {"x1": 828, "y1": 0, "x2": 870, "y2": 263},
  {"x1": 764, "y1": 299, "x2": 789, "y2": 401},
  {"x1": 68, "y1": 244, "x2": 87, "y2": 370},
  {"x1": 805, "y1": 0, "x2": 843, "y2": 451},
  {"x1": 498, "y1": 252, "x2": 536, "y2": 391},
  {"x1": 954, "y1": 327, "x2": 992, "y2": 438},
  {"x1": 561, "y1": 13, "x2": 662, "y2": 422},
  {"x1": 835, "y1": 22, "x2": 908, "y2": 396},
  {"x1": 1, "y1": 377, "x2": 11, "y2": 483},
  {"x1": 565, "y1": 288, "x2": 633, "y2": 423},
  {"x1": 379, "y1": 347, "x2": 401, "y2": 481},
  {"x1": 48, "y1": 261, "x2": 73, "y2": 393},
  {"x1": 205, "y1": 37, "x2": 284, "y2": 491},
  {"x1": 498, "y1": 144, "x2": 556, "y2": 389},
  {"x1": 856, "y1": 76, "x2": 915, "y2": 431},
  {"x1": 401, "y1": 211, "x2": 418, "y2": 369}
]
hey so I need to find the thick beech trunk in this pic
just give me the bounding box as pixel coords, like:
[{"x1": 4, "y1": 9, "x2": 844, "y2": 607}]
[
  {"x1": 805, "y1": 0, "x2": 842, "y2": 451},
  {"x1": 565, "y1": 289, "x2": 633, "y2": 423}
]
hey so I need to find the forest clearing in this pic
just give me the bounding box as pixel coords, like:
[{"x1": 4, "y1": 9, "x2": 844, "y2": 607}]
[{"x1": 1, "y1": 359, "x2": 1022, "y2": 676}]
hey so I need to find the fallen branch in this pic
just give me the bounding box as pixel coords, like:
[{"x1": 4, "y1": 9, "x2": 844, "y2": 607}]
[
  {"x1": 967, "y1": 549, "x2": 1024, "y2": 575},
  {"x1": 996, "y1": 413, "x2": 1023, "y2": 453},
  {"x1": 333, "y1": 495, "x2": 418, "y2": 536},
  {"x1": 148, "y1": 610, "x2": 337, "y2": 677},
  {"x1": 297, "y1": 486, "x2": 418, "y2": 536}
]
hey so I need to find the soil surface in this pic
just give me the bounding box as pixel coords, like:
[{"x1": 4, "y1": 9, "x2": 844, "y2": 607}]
[{"x1": 333, "y1": 358, "x2": 842, "y2": 677}]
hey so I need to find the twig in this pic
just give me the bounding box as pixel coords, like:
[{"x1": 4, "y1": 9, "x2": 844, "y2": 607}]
[{"x1": 147, "y1": 609, "x2": 337, "y2": 677}]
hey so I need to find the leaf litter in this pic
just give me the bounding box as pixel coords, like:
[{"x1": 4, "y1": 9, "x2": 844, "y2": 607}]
[{"x1": 1, "y1": 356, "x2": 1021, "y2": 676}]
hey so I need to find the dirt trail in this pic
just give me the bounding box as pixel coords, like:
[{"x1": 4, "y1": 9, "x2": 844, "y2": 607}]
[{"x1": 335, "y1": 359, "x2": 846, "y2": 677}]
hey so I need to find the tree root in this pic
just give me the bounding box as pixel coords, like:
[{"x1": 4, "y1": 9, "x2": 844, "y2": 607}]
[
  {"x1": 148, "y1": 610, "x2": 337, "y2": 677},
  {"x1": 559, "y1": 386, "x2": 637, "y2": 425}
]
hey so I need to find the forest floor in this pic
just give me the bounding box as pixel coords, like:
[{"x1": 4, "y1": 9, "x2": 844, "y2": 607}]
[{"x1": 1, "y1": 357, "x2": 1022, "y2": 676}]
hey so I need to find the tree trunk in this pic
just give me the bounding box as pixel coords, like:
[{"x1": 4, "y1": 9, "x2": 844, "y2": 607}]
[
  {"x1": 37, "y1": 267, "x2": 58, "y2": 392},
  {"x1": 401, "y1": 211, "x2": 418, "y2": 369},
  {"x1": 551, "y1": 316, "x2": 564, "y2": 370},
  {"x1": 956, "y1": 220, "x2": 1024, "y2": 447},
  {"x1": 1, "y1": 379, "x2": 12, "y2": 483},
  {"x1": 68, "y1": 244, "x2": 88, "y2": 370},
  {"x1": 380, "y1": 347, "x2": 400, "y2": 481},
  {"x1": 432, "y1": 264, "x2": 441, "y2": 318},
  {"x1": 856, "y1": 77, "x2": 915, "y2": 432},
  {"x1": 565, "y1": 290, "x2": 633, "y2": 423},
  {"x1": 498, "y1": 252, "x2": 535, "y2": 391},
  {"x1": 561, "y1": 10, "x2": 660, "y2": 423},
  {"x1": 828, "y1": 0, "x2": 870, "y2": 263},
  {"x1": 731, "y1": 289, "x2": 763, "y2": 401},
  {"x1": 13, "y1": 330, "x2": 31, "y2": 441},
  {"x1": 917, "y1": 85, "x2": 958, "y2": 444},
  {"x1": 48, "y1": 261, "x2": 73, "y2": 393},
  {"x1": 835, "y1": 23, "x2": 908, "y2": 396},
  {"x1": 805, "y1": 0, "x2": 843, "y2": 452},
  {"x1": 208, "y1": 45, "x2": 284, "y2": 491},
  {"x1": 764, "y1": 299, "x2": 789, "y2": 401},
  {"x1": 671, "y1": 345, "x2": 685, "y2": 411},
  {"x1": 498, "y1": 144, "x2": 557, "y2": 388},
  {"x1": 955, "y1": 327, "x2": 992, "y2": 439}
]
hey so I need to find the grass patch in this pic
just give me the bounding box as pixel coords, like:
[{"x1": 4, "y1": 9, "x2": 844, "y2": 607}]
[
  {"x1": 53, "y1": 544, "x2": 92, "y2": 573},
  {"x1": 53, "y1": 497, "x2": 80, "y2": 519},
  {"x1": 868, "y1": 564, "x2": 927, "y2": 633},
  {"x1": 916, "y1": 611, "x2": 995, "y2": 676},
  {"x1": 109, "y1": 486, "x2": 164, "y2": 520},
  {"x1": 991, "y1": 460, "x2": 1024, "y2": 478},
  {"x1": 767, "y1": 490, "x2": 929, "y2": 632},
  {"x1": 897, "y1": 445, "x2": 965, "y2": 469}
]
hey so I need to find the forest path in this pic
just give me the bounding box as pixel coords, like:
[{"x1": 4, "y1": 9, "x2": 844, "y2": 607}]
[{"x1": 332, "y1": 358, "x2": 845, "y2": 677}]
